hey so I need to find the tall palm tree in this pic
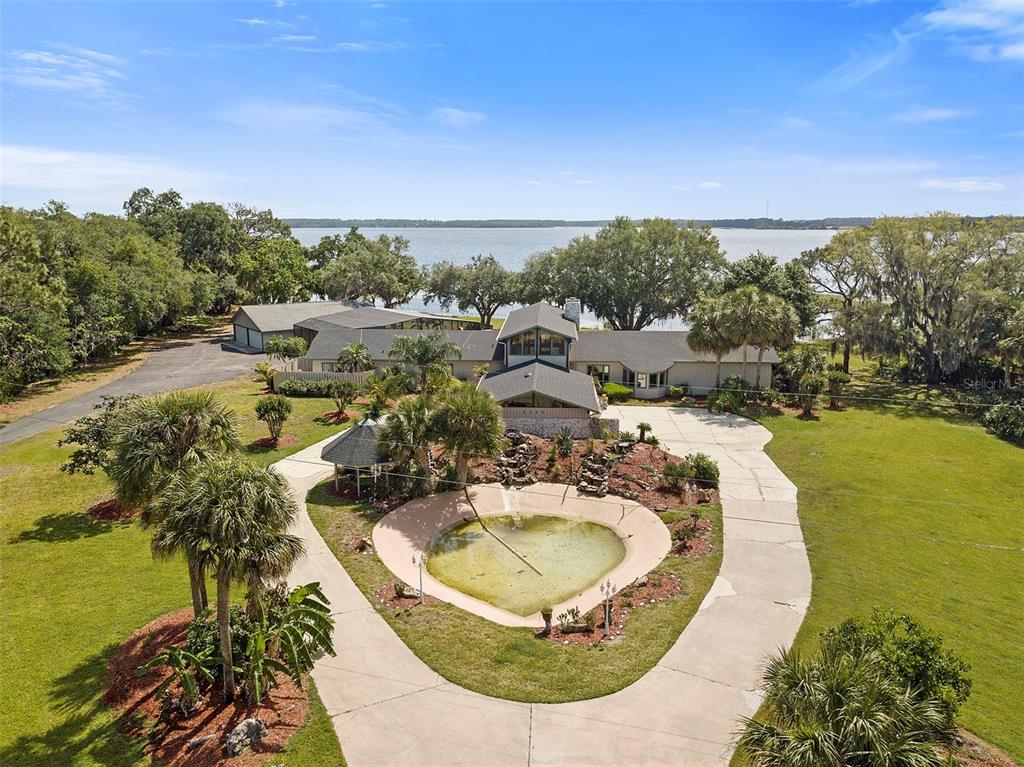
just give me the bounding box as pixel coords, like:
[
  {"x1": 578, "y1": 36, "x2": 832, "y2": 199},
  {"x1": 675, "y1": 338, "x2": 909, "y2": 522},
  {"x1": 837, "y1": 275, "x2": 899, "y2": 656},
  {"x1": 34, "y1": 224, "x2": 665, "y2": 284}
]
[
  {"x1": 687, "y1": 296, "x2": 736, "y2": 389},
  {"x1": 149, "y1": 457, "x2": 302, "y2": 699},
  {"x1": 429, "y1": 382, "x2": 506, "y2": 489},
  {"x1": 751, "y1": 295, "x2": 799, "y2": 389},
  {"x1": 389, "y1": 330, "x2": 463, "y2": 394},
  {"x1": 378, "y1": 394, "x2": 433, "y2": 474},
  {"x1": 722, "y1": 285, "x2": 770, "y2": 385},
  {"x1": 737, "y1": 643, "x2": 953, "y2": 767},
  {"x1": 337, "y1": 342, "x2": 374, "y2": 373},
  {"x1": 108, "y1": 391, "x2": 241, "y2": 615}
]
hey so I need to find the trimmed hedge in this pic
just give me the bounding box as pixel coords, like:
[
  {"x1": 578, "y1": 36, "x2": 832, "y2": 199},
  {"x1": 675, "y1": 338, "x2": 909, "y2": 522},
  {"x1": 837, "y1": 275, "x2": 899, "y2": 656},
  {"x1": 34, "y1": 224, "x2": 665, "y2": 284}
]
[
  {"x1": 982, "y1": 403, "x2": 1024, "y2": 445},
  {"x1": 603, "y1": 382, "x2": 633, "y2": 402},
  {"x1": 276, "y1": 378, "x2": 336, "y2": 397}
]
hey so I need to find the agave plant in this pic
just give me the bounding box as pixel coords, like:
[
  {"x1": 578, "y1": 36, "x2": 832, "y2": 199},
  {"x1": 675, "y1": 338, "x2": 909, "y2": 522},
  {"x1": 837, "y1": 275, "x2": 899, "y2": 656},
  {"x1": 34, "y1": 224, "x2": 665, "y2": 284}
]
[{"x1": 137, "y1": 644, "x2": 218, "y2": 716}]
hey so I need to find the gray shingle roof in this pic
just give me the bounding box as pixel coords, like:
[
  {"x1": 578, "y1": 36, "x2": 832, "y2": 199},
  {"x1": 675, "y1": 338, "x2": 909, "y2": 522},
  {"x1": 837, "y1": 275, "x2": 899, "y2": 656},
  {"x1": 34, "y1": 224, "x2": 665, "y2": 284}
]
[
  {"x1": 234, "y1": 300, "x2": 363, "y2": 333},
  {"x1": 571, "y1": 331, "x2": 781, "y2": 372},
  {"x1": 296, "y1": 306, "x2": 459, "y2": 331},
  {"x1": 478, "y1": 362, "x2": 600, "y2": 411},
  {"x1": 497, "y1": 303, "x2": 579, "y2": 342},
  {"x1": 305, "y1": 327, "x2": 502, "y2": 362},
  {"x1": 320, "y1": 421, "x2": 390, "y2": 467}
]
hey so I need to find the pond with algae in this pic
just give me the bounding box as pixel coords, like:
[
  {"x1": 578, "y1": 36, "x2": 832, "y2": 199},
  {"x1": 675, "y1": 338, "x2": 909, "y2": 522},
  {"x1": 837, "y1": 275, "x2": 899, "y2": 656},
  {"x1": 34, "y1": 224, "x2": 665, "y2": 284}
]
[{"x1": 426, "y1": 514, "x2": 626, "y2": 617}]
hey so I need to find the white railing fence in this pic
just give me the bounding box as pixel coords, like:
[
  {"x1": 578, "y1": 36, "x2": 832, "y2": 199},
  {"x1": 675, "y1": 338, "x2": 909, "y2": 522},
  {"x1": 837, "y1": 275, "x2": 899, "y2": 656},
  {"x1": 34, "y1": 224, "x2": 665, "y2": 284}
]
[{"x1": 272, "y1": 369, "x2": 374, "y2": 388}]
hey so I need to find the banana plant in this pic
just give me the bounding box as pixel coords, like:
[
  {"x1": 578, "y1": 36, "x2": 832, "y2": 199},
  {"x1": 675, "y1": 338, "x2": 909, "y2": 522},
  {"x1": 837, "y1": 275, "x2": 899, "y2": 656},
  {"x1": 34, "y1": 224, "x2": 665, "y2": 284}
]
[{"x1": 137, "y1": 645, "x2": 218, "y2": 715}]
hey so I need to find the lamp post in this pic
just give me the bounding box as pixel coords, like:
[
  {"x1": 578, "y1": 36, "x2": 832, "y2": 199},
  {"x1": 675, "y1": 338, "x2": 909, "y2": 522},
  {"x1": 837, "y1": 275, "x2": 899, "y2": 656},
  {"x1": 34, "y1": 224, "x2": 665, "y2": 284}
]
[
  {"x1": 412, "y1": 553, "x2": 426, "y2": 605},
  {"x1": 600, "y1": 579, "x2": 617, "y2": 635}
]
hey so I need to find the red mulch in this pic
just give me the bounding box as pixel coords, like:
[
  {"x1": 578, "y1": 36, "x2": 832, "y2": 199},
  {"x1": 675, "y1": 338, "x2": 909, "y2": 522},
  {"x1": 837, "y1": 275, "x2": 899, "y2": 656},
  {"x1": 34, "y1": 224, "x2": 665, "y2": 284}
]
[
  {"x1": 469, "y1": 436, "x2": 719, "y2": 512},
  {"x1": 249, "y1": 434, "x2": 297, "y2": 449},
  {"x1": 319, "y1": 409, "x2": 359, "y2": 424},
  {"x1": 953, "y1": 730, "x2": 1019, "y2": 767},
  {"x1": 540, "y1": 571, "x2": 683, "y2": 646},
  {"x1": 324, "y1": 481, "x2": 405, "y2": 512},
  {"x1": 666, "y1": 517, "x2": 713, "y2": 557},
  {"x1": 87, "y1": 497, "x2": 136, "y2": 520},
  {"x1": 105, "y1": 609, "x2": 309, "y2": 767},
  {"x1": 375, "y1": 583, "x2": 441, "y2": 609}
]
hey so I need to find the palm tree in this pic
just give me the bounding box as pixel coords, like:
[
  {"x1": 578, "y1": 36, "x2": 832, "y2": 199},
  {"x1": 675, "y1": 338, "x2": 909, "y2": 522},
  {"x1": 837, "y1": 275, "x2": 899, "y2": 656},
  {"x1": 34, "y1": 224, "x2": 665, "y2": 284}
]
[
  {"x1": 366, "y1": 372, "x2": 407, "y2": 414},
  {"x1": 337, "y1": 342, "x2": 374, "y2": 373},
  {"x1": 997, "y1": 307, "x2": 1024, "y2": 388},
  {"x1": 149, "y1": 457, "x2": 302, "y2": 699},
  {"x1": 737, "y1": 643, "x2": 953, "y2": 767},
  {"x1": 108, "y1": 391, "x2": 241, "y2": 615},
  {"x1": 430, "y1": 382, "x2": 506, "y2": 489},
  {"x1": 378, "y1": 394, "x2": 433, "y2": 474},
  {"x1": 722, "y1": 285, "x2": 769, "y2": 385},
  {"x1": 687, "y1": 296, "x2": 736, "y2": 389},
  {"x1": 751, "y1": 295, "x2": 799, "y2": 389},
  {"x1": 389, "y1": 330, "x2": 463, "y2": 394},
  {"x1": 637, "y1": 422, "x2": 652, "y2": 442}
]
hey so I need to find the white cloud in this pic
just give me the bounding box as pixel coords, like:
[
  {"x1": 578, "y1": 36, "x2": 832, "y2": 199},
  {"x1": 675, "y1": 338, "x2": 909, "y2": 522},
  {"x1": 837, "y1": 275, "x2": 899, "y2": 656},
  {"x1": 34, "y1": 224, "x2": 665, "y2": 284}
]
[
  {"x1": 237, "y1": 17, "x2": 270, "y2": 25},
  {"x1": 918, "y1": 178, "x2": 1006, "y2": 191},
  {"x1": 430, "y1": 107, "x2": 486, "y2": 127},
  {"x1": 570, "y1": 178, "x2": 596, "y2": 186},
  {"x1": 4, "y1": 45, "x2": 129, "y2": 106},
  {"x1": 781, "y1": 116, "x2": 815, "y2": 128},
  {"x1": 0, "y1": 144, "x2": 228, "y2": 196},
  {"x1": 334, "y1": 40, "x2": 407, "y2": 52},
  {"x1": 219, "y1": 100, "x2": 389, "y2": 131},
  {"x1": 814, "y1": 31, "x2": 910, "y2": 91},
  {"x1": 895, "y1": 107, "x2": 970, "y2": 123},
  {"x1": 829, "y1": 158, "x2": 937, "y2": 174},
  {"x1": 527, "y1": 180, "x2": 543, "y2": 186},
  {"x1": 277, "y1": 34, "x2": 316, "y2": 42},
  {"x1": 669, "y1": 181, "x2": 725, "y2": 191},
  {"x1": 922, "y1": 0, "x2": 1024, "y2": 62}
]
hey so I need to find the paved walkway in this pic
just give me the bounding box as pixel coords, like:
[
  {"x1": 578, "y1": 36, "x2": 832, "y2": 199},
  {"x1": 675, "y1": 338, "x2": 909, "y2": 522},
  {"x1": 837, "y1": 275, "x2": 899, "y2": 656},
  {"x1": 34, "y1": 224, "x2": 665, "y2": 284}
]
[
  {"x1": 0, "y1": 334, "x2": 264, "y2": 446},
  {"x1": 281, "y1": 406, "x2": 811, "y2": 767}
]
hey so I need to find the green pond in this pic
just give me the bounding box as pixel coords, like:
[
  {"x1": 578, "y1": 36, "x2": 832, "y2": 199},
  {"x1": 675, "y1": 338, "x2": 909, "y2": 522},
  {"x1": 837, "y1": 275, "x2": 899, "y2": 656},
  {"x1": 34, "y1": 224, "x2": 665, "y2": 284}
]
[{"x1": 426, "y1": 514, "x2": 626, "y2": 617}]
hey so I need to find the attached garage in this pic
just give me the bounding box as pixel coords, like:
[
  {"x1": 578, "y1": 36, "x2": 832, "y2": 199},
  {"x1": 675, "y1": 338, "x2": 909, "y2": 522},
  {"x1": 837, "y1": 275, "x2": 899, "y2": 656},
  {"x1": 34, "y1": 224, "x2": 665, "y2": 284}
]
[{"x1": 230, "y1": 301, "x2": 363, "y2": 351}]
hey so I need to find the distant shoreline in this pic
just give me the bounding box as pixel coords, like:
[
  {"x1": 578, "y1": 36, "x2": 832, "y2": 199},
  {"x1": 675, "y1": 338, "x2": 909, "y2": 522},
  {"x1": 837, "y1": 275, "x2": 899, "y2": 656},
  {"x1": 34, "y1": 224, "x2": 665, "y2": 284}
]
[{"x1": 283, "y1": 217, "x2": 873, "y2": 230}]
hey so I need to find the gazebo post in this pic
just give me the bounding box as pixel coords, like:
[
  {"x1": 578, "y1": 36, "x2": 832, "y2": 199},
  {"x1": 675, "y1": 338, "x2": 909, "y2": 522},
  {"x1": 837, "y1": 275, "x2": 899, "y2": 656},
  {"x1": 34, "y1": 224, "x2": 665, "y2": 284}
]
[
  {"x1": 356, "y1": 468, "x2": 361, "y2": 498},
  {"x1": 334, "y1": 465, "x2": 340, "y2": 491}
]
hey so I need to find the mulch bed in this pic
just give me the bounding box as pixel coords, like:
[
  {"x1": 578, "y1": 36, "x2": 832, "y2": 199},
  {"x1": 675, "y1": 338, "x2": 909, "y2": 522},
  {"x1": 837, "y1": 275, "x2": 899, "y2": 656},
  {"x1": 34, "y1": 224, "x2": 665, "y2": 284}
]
[
  {"x1": 540, "y1": 571, "x2": 683, "y2": 646},
  {"x1": 375, "y1": 583, "x2": 441, "y2": 610},
  {"x1": 666, "y1": 516, "x2": 713, "y2": 557},
  {"x1": 469, "y1": 435, "x2": 719, "y2": 512},
  {"x1": 324, "y1": 481, "x2": 406, "y2": 512},
  {"x1": 87, "y1": 497, "x2": 137, "y2": 521},
  {"x1": 319, "y1": 409, "x2": 359, "y2": 424},
  {"x1": 249, "y1": 434, "x2": 297, "y2": 449},
  {"x1": 105, "y1": 609, "x2": 309, "y2": 767}
]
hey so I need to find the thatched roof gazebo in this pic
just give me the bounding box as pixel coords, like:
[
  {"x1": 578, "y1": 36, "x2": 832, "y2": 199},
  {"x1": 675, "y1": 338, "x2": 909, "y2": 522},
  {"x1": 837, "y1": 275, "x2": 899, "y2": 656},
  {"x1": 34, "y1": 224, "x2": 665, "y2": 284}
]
[{"x1": 320, "y1": 419, "x2": 394, "y2": 497}]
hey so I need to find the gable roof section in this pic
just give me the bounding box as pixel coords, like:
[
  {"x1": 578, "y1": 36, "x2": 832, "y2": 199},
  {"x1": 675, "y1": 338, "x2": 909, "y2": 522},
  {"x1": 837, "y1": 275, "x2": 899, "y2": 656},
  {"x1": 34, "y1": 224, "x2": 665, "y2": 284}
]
[
  {"x1": 571, "y1": 330, "x2": 781, "y2": 372},
  {"x1": 234, "y1": 300, "x2": 363, "y2": 333},
  {"x1": 478, "y1": 362, "x2": 600, "y2": 411},
  {"x1": 297, "y1": 306, "x2": 460, "y2": 331},
  {"x1": 320, "y1": 421, "x2": 390, "y2": 467},
  {"x1": 497, "y1": 303, "x2": 579, "y2": 342},
  {"x1": 305, "y1": 327, "x2": 501, "y2": 362}
]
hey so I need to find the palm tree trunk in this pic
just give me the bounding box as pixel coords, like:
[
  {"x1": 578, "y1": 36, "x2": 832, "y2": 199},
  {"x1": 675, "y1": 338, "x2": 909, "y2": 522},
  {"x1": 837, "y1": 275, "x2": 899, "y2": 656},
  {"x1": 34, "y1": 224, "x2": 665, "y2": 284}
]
[
  {"x1": 755, "y1": 345, "x2": 765, "y2": 389},
  {"x1": 217, "y1": 569, "x2": 236, "y2": 700},
  {"x1": 715, "y1": 355, "x2": 722, "y2": 388},
  {"x1": 456, "y1": 454, "x2": 469, "y2": 490},
  {"x1": 741, "y1": 343, "x2": 748, "y2": 383},
  {"x1": 188, "y1": 555, "x2": 208, "y2": 615}
]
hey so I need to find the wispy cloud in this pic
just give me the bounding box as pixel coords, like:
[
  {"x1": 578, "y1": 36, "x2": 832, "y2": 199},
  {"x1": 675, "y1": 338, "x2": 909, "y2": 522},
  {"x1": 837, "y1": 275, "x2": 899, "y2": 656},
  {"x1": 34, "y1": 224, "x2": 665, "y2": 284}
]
[
  {"x1": 333, "y1": 40, "x2": 407, "y2": 52},
  {"x1": 4, "y1": 45, "x2": 129, "y2": 106},
  {"x1": 781, "y1": 115, "x2": 815, "y2": 129},
  {"x1": 918, "y1": 177, "x2": 1006, "y2": 191},
  {"x1": 894, "y1": 106, "x2": 971, "y2": 123},
  {"x1": 219, "y1": 100, "x2": 390, "y2": 132},
  {"x1": 276, "y1": 34, "x2": 316, "y2": 42},
  {"x1": 669, "y1": 181, "x2": 725, "y2": 191},
  {"x1": 0, "y1": 144, "x2": 228, "y2": 195},
  {"x1": 814, "y1": 31, "x2": 911, "y2": 91},
  {"x1": 570, "y1": 178, "x2": 596, "y2": 186},
  {"x1": 430, "y1": 107, "x2": 486, "y2": 127},
  {"x1": 828, "y1": 158, "x2": 937, "y2": 174},
  {"x1": 923, "y1": 0, "x2": 1024, "y2": 60},
  {"x1": 237, "y1": 18, "x2": 270, "y2": 26}
]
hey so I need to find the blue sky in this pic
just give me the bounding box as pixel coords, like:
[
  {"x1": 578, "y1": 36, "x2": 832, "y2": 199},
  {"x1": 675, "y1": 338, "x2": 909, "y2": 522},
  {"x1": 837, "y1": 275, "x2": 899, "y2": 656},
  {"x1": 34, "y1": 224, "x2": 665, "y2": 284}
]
[{"x1": 2, "y1": 0, "x2": 1022, "y2": 218}]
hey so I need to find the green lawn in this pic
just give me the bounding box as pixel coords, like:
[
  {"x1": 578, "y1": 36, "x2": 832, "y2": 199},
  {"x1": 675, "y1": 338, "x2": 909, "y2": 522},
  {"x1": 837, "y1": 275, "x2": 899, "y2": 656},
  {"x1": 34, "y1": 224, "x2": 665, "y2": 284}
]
[
  {"x1": 308, "y1": 489, "x2": 722, "y2": 703},
  {"x1": 0, "y1": 374, "x2": 349, "y2": 766},
  {"x1": 744, "y1": 373, "x2": 1024, "y2": 760}
]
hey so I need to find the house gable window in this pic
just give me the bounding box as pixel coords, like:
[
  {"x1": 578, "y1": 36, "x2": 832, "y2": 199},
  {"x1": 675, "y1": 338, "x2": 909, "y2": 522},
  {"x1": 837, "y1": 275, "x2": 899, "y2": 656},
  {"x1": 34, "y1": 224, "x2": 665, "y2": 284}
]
[
  {"x1": 508, "y1": 330, "x2": 535, "y2": 356},
  {"x1": 538, "y1": 330, "x2": 566, "y2": 357}
]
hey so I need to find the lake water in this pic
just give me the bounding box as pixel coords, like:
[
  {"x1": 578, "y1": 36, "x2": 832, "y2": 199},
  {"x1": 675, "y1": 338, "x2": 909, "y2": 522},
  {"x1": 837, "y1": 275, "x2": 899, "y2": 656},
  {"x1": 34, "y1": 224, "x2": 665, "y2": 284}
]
[{"x1": 292, "y1": 226, "x2": 836, "y2": 327}]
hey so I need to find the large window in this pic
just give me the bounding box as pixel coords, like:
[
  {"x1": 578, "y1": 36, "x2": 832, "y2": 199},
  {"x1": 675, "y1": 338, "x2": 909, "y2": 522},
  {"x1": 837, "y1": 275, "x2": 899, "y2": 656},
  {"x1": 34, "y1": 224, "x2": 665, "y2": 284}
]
[
  {"x1": 587, "y1": 364, "x2": 610, "y2": 383},
  {"x1": 508, "y1": 330, "x2": 535, "y2": 356},
  {"x1": 538, "y1": 331, "x2": 566, "y2": 357},
  {"x1": 625, "y1": 369, "x2": 667, "y2": 388}
]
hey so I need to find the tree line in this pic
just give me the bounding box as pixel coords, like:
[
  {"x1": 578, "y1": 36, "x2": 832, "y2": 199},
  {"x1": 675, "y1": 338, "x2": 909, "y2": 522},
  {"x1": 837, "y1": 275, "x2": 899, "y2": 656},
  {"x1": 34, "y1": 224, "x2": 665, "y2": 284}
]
[{"x1": 3, "y1": 192, "x2": 1021, "y2": 400}]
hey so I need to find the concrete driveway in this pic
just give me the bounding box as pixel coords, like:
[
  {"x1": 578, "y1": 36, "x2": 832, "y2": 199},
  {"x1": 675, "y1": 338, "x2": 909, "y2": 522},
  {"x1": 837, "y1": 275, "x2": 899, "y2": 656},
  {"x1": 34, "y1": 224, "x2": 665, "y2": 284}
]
[
  {"x1": 0, "y1": 334, "x2": 265, "y2": 446},
  {"x1": 281, "y1": 405, "x2": 811, "y2": 767}
]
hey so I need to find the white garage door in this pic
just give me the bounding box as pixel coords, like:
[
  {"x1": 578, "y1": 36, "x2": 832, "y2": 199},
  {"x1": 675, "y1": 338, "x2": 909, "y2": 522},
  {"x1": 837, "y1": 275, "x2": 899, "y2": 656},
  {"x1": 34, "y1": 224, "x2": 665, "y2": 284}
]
[{"x1": 234, "y1": 324, "x2": 247, "y2": 345}]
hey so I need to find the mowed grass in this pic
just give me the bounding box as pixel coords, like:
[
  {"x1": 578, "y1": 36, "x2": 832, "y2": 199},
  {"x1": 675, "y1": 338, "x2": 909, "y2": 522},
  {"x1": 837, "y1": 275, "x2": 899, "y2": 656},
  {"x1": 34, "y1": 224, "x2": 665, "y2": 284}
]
[
  {"x1": 745, "y1": 374, "x2": 1024, "y2": 760},
  {"x1": 0, "y1": 375, "x2": 349, "y2": 766},
  {"x1": 308, "y1": 487, "x2": 722, "y2": 703}
]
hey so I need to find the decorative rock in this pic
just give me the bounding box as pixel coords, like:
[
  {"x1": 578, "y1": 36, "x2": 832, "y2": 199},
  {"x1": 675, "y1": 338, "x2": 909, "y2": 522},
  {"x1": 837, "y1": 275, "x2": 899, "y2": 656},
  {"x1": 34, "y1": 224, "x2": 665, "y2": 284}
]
[
  {"x1": 394, "y1": 582, "x2": 418, "y2": 599},
  {"x1": 355, "y1": 536, "x2": 374, "y2": 552},
  {"x1": 634, "y1": 575, "x2": 648, "y2": 587},
  {"x1": 224, "y1": 717, "x2": 267, "y2": 757},
  {"x1": 187, "y1": 734, "x2": 216, "y2": 750}
]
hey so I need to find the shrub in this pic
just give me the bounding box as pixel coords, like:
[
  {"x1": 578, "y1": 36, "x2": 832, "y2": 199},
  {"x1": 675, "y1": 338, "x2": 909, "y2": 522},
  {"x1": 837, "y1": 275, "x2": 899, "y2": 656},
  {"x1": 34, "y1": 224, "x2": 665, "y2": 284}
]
[
  {"x1": 326, "y1": 379, "x2": 361, "y2": 416},
  {"x1": 778, "y1": 345, "x2": 827, "y2": 393},
  {"x1": 137, "y1": 645, "x2": 217, "y2": 717},
  {"x1": 707, "y1": 389, "x2": 742, "y2": 413},
  {"x1": 253, "y1": 362, "x2": 276, "y2": 388},
  {"x1": 644, "y1": 435, "x2": 659, "y2": 446},
  {"x1": 796, "y1": 373, "x2": 826, "y2": 416},
  {"x1": 603, "y1": 382, "x2": 632, "y2": 402},
  {"x1": 554, "y1": 426, "x2": 575, "y2": 457},
  {"x1": 821, "y1": 609, "x2": 971, "y2": 721},
  {"x1": 686, "y1": 452, "x2": 719, "y2": 489},
  {"x1": 760, "y1": 388, "x2": 781, "y2": 407},
  {"x1": 981, "y1": 402, "x2": 1024, "y2": 445},
  {"x1": 667, "y1": 384, "x2": 687, "y2": 398},
  {"x1": 255, "y1": 394, "x2": 292, "y2": 439},
  {"x1": 662, "y1": 460, "x2": 692, "y2": 490},
  {"x1": 277, "y1": 378, "x2": 335, "y2": 397},
  {"x1": 826, "y1": 370, "x2": 851, "y2": 409},
  {"x1": 719, "y1": 375, "x2": 750, "y2": 399}
]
